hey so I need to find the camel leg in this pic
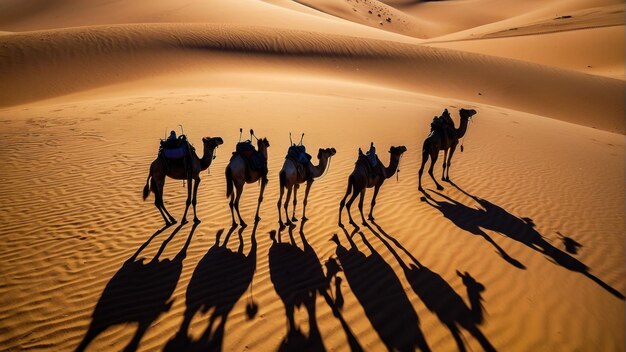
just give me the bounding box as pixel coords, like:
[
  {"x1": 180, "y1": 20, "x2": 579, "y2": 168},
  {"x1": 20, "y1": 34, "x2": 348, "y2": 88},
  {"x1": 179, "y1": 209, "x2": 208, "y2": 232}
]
[
  {"x1": 302, "y1": 181, "x2": 313, "y2": 221},
  {"x1": 338, "y1": 178, "x2": 353, "y2": 227},
  {"x1": 358, "y1": 189, "x2": 367, "y2": 226},
  {"x1": 155, "y1": 178, "x2": 176, "y2": 225},
  {"x1": 285, "y1": 304, "x2": 296, "y2": 335},
  {"x1": 291, "y1": 184, "x2": 299, "y2": 223},
  {"x1": 463, "y1": 323, "x2": 496, "y2": 352},
  {"x1": 254, "y1": 178, "x2": 267, "y2": 223},
  {"x1": 191, "y1": 177, "x2": 201, "y2": 223},
  {"x1": 447, "y1": 323, "x2": 467, "y2": 352},
  {"x1": 284, "y1": 185, "x2": 293, "y2": 226},
  {"x1": 180, "y1": 176, "x2": 193, "y2": 225},
  {"x1": 368, "y1": 183, "x2": 381, "y2": 221},
  {"x1": 75, "y1": 324, "x2": 106, "y2": 352},
  {"x1": 428, "y1": 151, "x2": 444, "y2": 190},
  {"x1": 445, "y1": 143, "x2": 458, "y2": 182},
  {"x1": 277, "y1": 184, "x2": 285, "y2": 227},
  {"x1": 124, "y1": 320, "x2": 151, "y2": 352},
  {"x1": 234, "y1": 183, "x2": 246, "y2": 227},
  {"x1": 441, "y1": 148, "x2": 448, "y2": 181},
  {"x1": 228, "y1": 186, "x2": 237, "y2": 227},
  {"x1": 346, "y1": 187, "x2": 361, "y2": 227},
  {"x1": 418, "y1": 148, "x2": 428, "y2": 192}
]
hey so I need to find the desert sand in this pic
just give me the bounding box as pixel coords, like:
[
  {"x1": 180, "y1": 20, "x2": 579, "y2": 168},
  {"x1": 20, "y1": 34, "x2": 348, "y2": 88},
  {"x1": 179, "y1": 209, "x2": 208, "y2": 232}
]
[{"x1": 0, "y1": 0, "x2": 624, "y2": 351}]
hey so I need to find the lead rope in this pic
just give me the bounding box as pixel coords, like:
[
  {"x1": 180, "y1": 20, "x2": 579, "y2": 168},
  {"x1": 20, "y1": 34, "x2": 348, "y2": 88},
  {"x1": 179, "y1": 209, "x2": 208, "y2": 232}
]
[
  {"x1": 397, "y1": 154, "x2": 403, "y2": 182},
  {"x1": 317, "y1": 157, "x2": 332, "y2": 180}
]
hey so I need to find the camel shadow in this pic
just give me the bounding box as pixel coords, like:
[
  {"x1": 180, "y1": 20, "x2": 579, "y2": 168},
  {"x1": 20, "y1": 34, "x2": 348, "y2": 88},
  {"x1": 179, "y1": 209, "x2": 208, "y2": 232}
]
[
  {"x1": 422, "y1": 184, "x2": 624, "y2": 300},
  {"x1": 76, "y1": 222, "x2": 198, "y2": 352},
  {"x1": 331, "y1": 227, "x2": 431, "y2": 352},
  {"x1": 420, "y1": 189, "x2": 525, "y2": 269},
  {"x1": 367, "y1": 221, "x2": 496, "y2": 352},
  {"x1": 269, "y1": 222, "x2": 362, "y2": 352},
  {"x1": 164, "y1": 222, "x2": 258, "y2": 352}
]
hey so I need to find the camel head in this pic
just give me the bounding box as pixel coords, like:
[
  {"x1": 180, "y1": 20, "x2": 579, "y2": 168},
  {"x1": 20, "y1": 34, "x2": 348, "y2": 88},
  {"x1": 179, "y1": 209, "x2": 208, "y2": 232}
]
[
  {"x1": 389, "y1": 145, "x2": 407, "y2": 157},
  {"x1": 202, "y1": 136, "x2": 224, "y2": 148},
  {"x1": 317, "y1": 147, "x2": 337, "y2": 159},
  {"x1": 460, "y1": 108, "x2": 477, "y2": 120},
  {"x1": 257, "y1": 137, "x2": 270, "y2": 150}
]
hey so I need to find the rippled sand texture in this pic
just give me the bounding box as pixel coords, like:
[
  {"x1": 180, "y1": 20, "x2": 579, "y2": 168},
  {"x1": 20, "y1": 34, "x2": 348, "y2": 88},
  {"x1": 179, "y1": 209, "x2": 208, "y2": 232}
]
[{"x1": 0, "y1": 1, "x2": 624, "y2": 351}]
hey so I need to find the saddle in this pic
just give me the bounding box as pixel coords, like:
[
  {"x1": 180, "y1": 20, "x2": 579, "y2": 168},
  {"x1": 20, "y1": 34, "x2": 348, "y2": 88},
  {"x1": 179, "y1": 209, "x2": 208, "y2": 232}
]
[
  {"x1": 232, "y1": 141, "x2": 268, "y2": 178},
  {"x1": 158, "y1": 135, "x2": 195, "y2": 177},
  {"x1": 286, "y1": 145, "x2": 312, "y2": 181},
  {"x1": 358, "y1": 154, "x2": 384, "y2": 181},
  {"x1": 159, "y1": 135, "x2": 194, "y2": 159},
  {"x1": 431, "y1": 111, "x2": 455, "y2": 146}
]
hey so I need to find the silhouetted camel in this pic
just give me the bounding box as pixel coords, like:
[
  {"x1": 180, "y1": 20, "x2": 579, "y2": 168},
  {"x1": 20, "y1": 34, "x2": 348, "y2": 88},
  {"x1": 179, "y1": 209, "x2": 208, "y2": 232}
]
[
  {"x1": 269, "y1": 224, "x2": 325, "y2": 351},
  {"x1": 433, "y1": 184, "x2": 624, "y2": 300},
  {"x1": 165, "y1": 223, "x2": 258, "y2": 352},
  {"x1": 339, "y1": 145, "x2": 407, "y2": 227},
  {"x1": 278, "y1": 147, "x2": 336, "y2": 226},
  {"x1": 269, "y1": 222, "x2": 362, "y2": 352},
  {"x1": 367, "y1": 222, "x2": 496, "y2": 352},
  {"x1": 225, "y1": 136, "x2": 270, "y2": 227},
  {"x1": 418, "y1": 108, "x2": 476, "y2": 191},
  {"x1": 77, "y1": 223, "x2": 198, "y2": 352},
  {"x1": 331, "y1": 227, "x2": 431, "y2": 351},
  {"x1": 143, "y1": 137, "x2": 223, "y2": 225}
]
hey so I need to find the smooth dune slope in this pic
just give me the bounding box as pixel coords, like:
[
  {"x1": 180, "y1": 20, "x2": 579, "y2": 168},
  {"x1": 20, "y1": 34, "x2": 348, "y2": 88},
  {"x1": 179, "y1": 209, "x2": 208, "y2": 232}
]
[
  {"x1": 0, "y1": 0, "x2": 623, "y2": 351},
  {"x1": 1, "y1": 24, "x2": 623, "y2": 132}
]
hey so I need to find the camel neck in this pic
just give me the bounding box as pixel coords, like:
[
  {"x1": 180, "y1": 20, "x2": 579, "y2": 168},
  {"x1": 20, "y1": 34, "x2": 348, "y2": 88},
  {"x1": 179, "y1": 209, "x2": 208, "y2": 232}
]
[
  {"x1": 200, "y1": 145, "x2": 216, "y2": 171},
  {"x1": 383, "y1": 155, "x2": 401, "y2": 179},
  {"x1": 310, "y1": 155, "x2": 330, "y2": 178},
  {"x1": 456, "y1": 117, "x2": 470, "y2": 138}
]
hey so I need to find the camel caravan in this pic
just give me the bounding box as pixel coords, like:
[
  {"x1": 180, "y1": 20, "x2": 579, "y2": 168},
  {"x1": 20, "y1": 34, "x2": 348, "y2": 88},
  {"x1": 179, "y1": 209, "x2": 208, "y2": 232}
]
[{"x1": 143, "y1": 108, "x2": 477, "y2": 228}]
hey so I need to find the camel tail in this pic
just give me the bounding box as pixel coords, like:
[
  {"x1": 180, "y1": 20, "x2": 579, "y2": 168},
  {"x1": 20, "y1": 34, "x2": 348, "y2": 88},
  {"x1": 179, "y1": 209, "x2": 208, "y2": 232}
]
[
  {"x1": 225, "y1": 166, "x2": 233, "y2": 198},
  {"x1": 279, "y1": 170, "x2": 287, "y2": 189},
  {"x1": 142, "y1": 174, "x2": 151, "y2": 200}
]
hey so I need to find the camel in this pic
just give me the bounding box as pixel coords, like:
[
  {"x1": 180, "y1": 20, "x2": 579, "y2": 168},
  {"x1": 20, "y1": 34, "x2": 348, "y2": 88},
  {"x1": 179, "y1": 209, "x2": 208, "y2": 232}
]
[
  {"x1": 418, "y1": 108, "x2": 477, "y2": 191},
  {"x1": 277, "y1": 147, "x2": 336, "y2": 226},
  {"x1": 143, "y1": 136, "x2": 223, "y2": 226},
  {"x1": 338, "y1": 145, "x2": 407, "y2": 227},
  {"x1": 225, "y1": 135, "x2": 270, "y2": 227}
]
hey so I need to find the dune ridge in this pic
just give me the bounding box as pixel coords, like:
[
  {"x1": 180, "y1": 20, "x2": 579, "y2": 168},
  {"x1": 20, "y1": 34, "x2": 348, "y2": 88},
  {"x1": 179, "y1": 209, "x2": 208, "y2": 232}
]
[{"x1": 1, "y1": 23, "x2": 623, "y2": 132}]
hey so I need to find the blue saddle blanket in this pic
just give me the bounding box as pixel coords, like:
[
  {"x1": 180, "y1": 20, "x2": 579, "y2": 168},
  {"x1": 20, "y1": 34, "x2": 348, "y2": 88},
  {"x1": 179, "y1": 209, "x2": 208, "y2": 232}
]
[{"x1": 162, "y1": 146, "x2": 187, "y2": 159}]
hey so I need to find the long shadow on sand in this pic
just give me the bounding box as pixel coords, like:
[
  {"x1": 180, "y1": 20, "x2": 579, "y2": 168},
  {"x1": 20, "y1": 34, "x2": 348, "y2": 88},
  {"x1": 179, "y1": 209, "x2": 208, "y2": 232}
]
[
  {"x1": 165, "y1": 222, "x2": 258, "y2": 352},
  {"x1": 331, "y1": 227, "x2": 431, "y2": 351},
  {"x1": 421, "y1": 184, "x2": 624, "y2": 300},
  {"x1": 269, "y1": 221, "x2": 362, "y2": 352},
  {"x1": 76, "y1": 222, "x2": 198, "y2": 352},
  {"x1": 367, "y1": 221, "x2": 496, "y2": 352}
]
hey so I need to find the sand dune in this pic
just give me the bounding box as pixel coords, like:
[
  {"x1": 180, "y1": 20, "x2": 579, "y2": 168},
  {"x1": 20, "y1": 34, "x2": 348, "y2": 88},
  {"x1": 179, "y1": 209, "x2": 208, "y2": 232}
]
[
  {"x1": 1, "y1": 24, "x2": 623, "y2": 132},
  {"x1": 0, "y1": 1, "x2": 623, "y2": 351}
]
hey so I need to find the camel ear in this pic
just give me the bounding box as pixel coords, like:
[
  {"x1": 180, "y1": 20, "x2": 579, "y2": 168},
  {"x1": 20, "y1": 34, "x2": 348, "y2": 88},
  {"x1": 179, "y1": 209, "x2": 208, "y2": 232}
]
[{"x1": 202, "y1": 137, "x2": 208, "y2": 142}]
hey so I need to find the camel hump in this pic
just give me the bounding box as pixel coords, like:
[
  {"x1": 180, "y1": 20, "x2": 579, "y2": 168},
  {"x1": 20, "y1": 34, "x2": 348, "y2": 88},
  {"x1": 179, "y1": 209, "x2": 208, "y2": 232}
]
[
  {"x1": 357, "y1": 154, "x2": 383, "y2": 180},
  {"x1": 287, "y1": 145, "x2": 310, "y2": 165},
  {"x1": 236, "y1": 140, "x2": 256, "y2": 153}
]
